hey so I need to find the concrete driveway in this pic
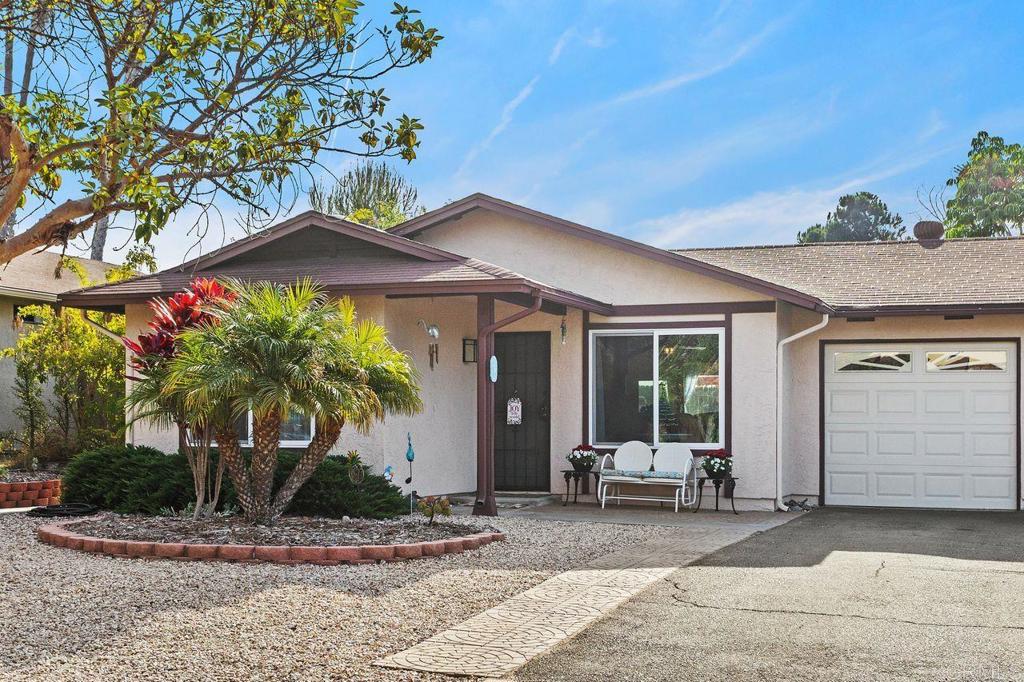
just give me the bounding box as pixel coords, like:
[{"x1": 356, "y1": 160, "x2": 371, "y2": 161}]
[{"x1": 514, "y1": 508, "x2": 1024, "y2": 682}]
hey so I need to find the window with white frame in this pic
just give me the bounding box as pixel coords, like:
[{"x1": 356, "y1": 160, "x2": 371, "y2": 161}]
[
  {"x1": 234, "y1": 409, "x2": 314, "y2": 446},
  {"x1": 590, "y1": 328, "x2": 724, "y2": 448}
]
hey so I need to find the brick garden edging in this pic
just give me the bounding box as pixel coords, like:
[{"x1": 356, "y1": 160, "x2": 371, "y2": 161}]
[
  {"x1": 36, "y1": 520, "x2": 505, "y2": 566},
  {"x1": 0, "y1": 479, "x2": 61, "y2": 509}
]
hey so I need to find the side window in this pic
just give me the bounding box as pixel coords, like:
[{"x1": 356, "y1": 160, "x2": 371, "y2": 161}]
[
  {"x1": 926, "y1": 351, "x2": 1007, "y2": 372},
  {"x1": 834, "y1": 351, "x2": 912, "y2": 372}
]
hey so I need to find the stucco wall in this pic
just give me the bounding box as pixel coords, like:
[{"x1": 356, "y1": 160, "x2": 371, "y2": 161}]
[
  {"x1": 414, "y1": 210, "x2": 772, "y2": 305},
  {"x1": 730, "y1": 312, "x2": 779, "y2": 505},
  {"x1": 126, "y1": 295, "x2": 480, "y2": 498},
  {"x1": 782, "y1": 309, "x2": 1024, "y2": 503}
]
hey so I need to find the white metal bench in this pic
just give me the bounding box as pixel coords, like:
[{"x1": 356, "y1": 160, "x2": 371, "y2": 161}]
[{"x1": 597, "y1": 441, "x2": 698, "y2": 512}]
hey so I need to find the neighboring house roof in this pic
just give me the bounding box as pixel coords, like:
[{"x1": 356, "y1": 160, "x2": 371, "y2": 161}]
[
  {"x1": 57, "y1": 212, "x2": 613, "y2": 315},
  {"x1": 676, "y1": 237, "x2": 1024, "y2": 316},
  {"x1": 0, "y1": 250, "x2": 110, "y2": 302},
  {"x1": 392, "y1": 193, "x2": 827, "y2": 311}
]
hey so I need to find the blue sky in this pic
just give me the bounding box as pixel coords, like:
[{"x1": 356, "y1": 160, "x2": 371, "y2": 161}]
[{"x1": 136, "y1": 0, "x2": 1024, "y2": 266}]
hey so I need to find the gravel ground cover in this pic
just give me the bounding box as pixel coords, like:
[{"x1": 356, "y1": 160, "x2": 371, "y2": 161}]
[
  {"x1": 1, "y1": 469, "x2": 62, "y2": 483},
  {"x1": 0, "y1": 511, "x2": 664, "y2": 681},
  {"x1": 69, "y1": 513, "x2": 489, "y2": 545}
]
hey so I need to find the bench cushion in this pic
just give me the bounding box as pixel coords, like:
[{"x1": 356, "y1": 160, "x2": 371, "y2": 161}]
[
  {"x1": 600, "y1": 469, "x2": 646, "y2": 478},
  {"x1": 640, "y1": 470, "x2": 685, "y2": 480}
]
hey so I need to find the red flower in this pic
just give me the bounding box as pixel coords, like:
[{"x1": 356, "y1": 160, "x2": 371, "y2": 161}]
[{"x1": 705, "y1": 448, "x2": 731, "y2": 459}]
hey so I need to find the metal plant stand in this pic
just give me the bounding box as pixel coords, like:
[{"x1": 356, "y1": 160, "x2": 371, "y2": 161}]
[{"x1": 694, "y1": 476, "x2": 739, "y2": 514}]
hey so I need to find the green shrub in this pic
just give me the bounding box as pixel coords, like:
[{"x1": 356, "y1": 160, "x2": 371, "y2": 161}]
[{"x1": 63, "y1": 445, "x2": 406, "y2": 519}]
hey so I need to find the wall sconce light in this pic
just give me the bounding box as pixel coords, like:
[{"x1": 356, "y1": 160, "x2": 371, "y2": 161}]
[{"x1": 462, "y1": 338, "x2": 478, "y2": 363}]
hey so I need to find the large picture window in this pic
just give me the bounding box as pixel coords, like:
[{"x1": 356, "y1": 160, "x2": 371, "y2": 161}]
[
  {"x1": 235, "y1": 409, "x2": 314, "y2": 446},
  {"x1": 590, "y1": 328, "x2": 724, "y2": 448}
]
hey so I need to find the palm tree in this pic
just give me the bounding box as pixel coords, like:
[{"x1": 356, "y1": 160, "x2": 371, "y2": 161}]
[{"x1": 164, "y1": 279, "x2": 422, "y2": 524}]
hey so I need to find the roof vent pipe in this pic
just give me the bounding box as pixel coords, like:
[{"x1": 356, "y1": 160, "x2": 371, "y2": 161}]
[{"x1": 913, "y1": 220, "x2": 945, "y2": 241}]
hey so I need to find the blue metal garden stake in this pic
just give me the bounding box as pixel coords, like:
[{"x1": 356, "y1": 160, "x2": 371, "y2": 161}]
[
  {"x1": 404, "y1": 432, "x2": 415, "y2": 484},
  {"x1": 405, "y1": 433, "x2": 416, "y2": 514}
]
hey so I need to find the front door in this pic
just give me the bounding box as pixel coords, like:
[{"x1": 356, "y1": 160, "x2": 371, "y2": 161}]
[{"x1": 494, "y1": 332, "x2": 551, "y2": 491}]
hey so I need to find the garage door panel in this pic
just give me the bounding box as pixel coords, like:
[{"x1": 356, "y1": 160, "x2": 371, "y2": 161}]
[
  {"x1": 829, "y1": 390, "x2": 869, "y2": 414},
  {"x1": 922, "y1": 432, "x2": 964, "y2": 457},
  {"x1": 877, "y1": 390, "x2": 915, "y2": 414},
  {"x1": 973, "y1": 390, "x2": 1014, "y2": 415},
  {"x1": 824, "y1": 342, "x2": 1018, "y2": 510},
  {"x1": 877, "y1": 431, "x2": 915, "y2": 456},
  {"x1": 875, "y1": 472, "x2": 916, "y2": 498},
  {"x1": 828, "y1": 430, "x2": 869, "y2": 456},
  {"x1": 972, "y1": 474, "x2": 1015, "y2": 501},
  {"x1": 973, "y1": 432, "x2": 1014, "y2": 459}
]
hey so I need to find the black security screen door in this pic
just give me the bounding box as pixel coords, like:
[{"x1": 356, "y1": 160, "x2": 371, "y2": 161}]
[{"x1": 494, "y1": 332, "x2": 551, "y2": 491}]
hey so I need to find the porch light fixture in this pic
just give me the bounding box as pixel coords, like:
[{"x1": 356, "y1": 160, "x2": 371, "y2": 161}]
[{"x1": 462, "y1": 338, "x2": 478, "y2": 363}]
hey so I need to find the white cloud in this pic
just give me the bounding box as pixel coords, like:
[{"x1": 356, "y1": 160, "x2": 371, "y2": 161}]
[
  {"x1": 456, "y1": 75, "x2": 541, "y2": 178},
  {"x1": 548, "y1": 27, "x2": 575, "y2": 65},
  {"x1": 603, "y1": 17, "x2": 790, "y2": 108},
  {"x1": 636, "y1": 145, "x2": 957, "y2": 248},
  {"x1": 918, "y1": 109, "x2": 947, "y2": 141}
]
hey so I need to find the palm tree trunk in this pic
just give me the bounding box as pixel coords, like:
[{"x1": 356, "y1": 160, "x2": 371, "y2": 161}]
[
  {"x1": 249, "y1": 411, "x2": 282, "y2": 524},
  {"x1": 215, "y1": 426, "x2": 255, "y2": 520},
  {"x1": 269, "y1": 418, "x2": 343, "y2": 521}
]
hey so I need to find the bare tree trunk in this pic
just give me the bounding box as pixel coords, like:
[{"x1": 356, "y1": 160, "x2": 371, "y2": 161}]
[
  {"x1": 215, "y1": 427, "x2": 255, "y2": 520},
  {"x1": 270, "y1": 418, "x2": 343, "y2": 520},
  {"x1": 248, "y1": 411, "x2": 282, "y2": 524},
  {"x1": 90, "y1": 214, "x2": 109, "y2": 260}
]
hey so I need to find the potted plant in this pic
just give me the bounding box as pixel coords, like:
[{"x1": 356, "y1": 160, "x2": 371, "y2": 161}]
[
  {"x1": 567, "y1": 444, "x2": 598, "y2": 472},
  {"x1": 701, "y1": 448, "x2": 732, "y2": 480}
]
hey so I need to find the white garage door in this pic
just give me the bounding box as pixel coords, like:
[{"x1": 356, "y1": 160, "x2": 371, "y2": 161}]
[{"x1": 824, "y1": 341, "x2": 1018, "y2": 509}]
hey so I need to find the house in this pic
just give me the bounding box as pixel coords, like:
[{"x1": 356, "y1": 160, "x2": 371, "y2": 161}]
[
  {"x1": 0, "y1": 251, "x2": 111, "y2": 433},
  {"x1": 59, "y1": 194, "x2": 1024, "y2": 513}
]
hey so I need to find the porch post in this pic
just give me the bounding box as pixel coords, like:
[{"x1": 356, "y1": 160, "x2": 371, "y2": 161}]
[{"x1": 474, "y1": 295, "x2": 497, "y2": 516}]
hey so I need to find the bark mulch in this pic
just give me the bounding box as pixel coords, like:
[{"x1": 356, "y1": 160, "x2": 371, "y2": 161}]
[{"x1": 69, "y1": 513, "x2": 491, "y2": 546}]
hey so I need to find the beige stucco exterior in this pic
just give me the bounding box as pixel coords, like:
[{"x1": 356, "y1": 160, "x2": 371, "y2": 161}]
[{"x1": 119, "y1": 206, "x2": 1024, "y2": 512}]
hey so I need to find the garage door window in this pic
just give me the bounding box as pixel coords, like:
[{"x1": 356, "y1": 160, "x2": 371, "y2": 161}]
[
  {"x1": 834, "y1": 351, "x2": 912, "y2": 372},
  {"x1": 926, "y1": 351, "x2": 1007, "y2": 372}
]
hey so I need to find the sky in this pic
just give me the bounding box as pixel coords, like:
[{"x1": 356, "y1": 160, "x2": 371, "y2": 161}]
[{"x1": 82, "y1": 0, "x2": 1024, "y2": 267}]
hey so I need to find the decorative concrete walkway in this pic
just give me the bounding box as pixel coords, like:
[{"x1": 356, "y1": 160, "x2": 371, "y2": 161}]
[{"x1": 377, "y1": 510, "x2": 797, "y2": 678}]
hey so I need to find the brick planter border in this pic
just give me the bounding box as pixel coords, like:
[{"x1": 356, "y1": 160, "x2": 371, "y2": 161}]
[
  {"x1": 36, "y1": 520, "x2": 505, "y2": 566},
  {"x1": 0, "y1": 479, "x2": 61, "y2": 509}
]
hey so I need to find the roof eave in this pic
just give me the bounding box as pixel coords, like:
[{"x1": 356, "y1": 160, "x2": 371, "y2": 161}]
[
  {"x1": 57, "y1": 278, "x2": 614, "y2": 316},
  {"x1": 836, "y1": 303, "x2": 1024, "y2": 317}
]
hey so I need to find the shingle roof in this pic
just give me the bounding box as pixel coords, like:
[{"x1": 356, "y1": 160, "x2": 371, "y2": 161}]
[
  {"x1": 675, "y1": 237, "x2": 1024, "y2": 314},
  {"x1": 0, "y1": 251, "x2": 110, "y2": 300},
  {"x1": 58, "y1": 233, "x2": 613, "y2": 314}
]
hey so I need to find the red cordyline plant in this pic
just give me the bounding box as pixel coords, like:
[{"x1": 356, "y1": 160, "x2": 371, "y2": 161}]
[{"x1": 124, "y1": 278, "x2": 235, "y2": 519}]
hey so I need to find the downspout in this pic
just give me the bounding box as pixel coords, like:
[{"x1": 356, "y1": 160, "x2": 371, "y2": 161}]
[
  {"x1": 474, "y1": 291, "x2": 543, "y2": 516},
  {"x1": 776, "y1": 312, "x2": 829, "y2": 511}
]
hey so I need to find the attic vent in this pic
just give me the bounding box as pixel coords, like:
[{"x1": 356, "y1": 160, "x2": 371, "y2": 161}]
[{"x1": 913, "y1": 220, "x2": 944, "y2": 241}]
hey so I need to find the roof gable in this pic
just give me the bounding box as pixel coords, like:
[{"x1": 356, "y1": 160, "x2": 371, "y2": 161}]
[
  {"x1": 187, "y1": 210, "x2": 460, "y2": 271},
  {"x1": 392, "y1": 193, "x2": 827, "y2": 311}
]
